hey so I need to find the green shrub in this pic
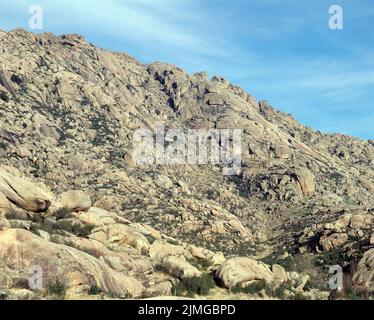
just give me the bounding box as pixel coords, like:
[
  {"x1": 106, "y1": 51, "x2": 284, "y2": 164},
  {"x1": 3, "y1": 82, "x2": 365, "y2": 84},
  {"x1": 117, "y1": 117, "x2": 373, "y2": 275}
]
[
  {"x1": 30, "y1": 223, "x2": 41, "y2": 236},
  {"x1": 318, "y1": 249, "x2": 346, "y2": 267},
  {"x1": 55, "y1": 207, "x2": 72, "y2": 220},
  {"x1": 173, "y1": 274, "x2": 216, "y2": 297},
  {"x1": 0, "y1": 141, "x2": 8, "y2": 150},
  {"x1": 107, "y1": 291, "x2": 132, "y2": 299},
  {"x1": 199, "y1": 258, "x2": 213, "y2": 269},
  {"x1": 47, "y1": 279, "x2": 67, "y2": 299},
  {"x1": 57, "y1": 219, "x2": 74, "y2": 233},
  {"x1": 304, "y1": 279, "x2": 326, "y2": 291},
  {"x1": 291, "y1": 292, "x2": 308, "y2": 300},
  {"x1": 5, "y1": 208, "x2": 19, "y2": 220},
  {"x1": 74, "y1": 224, "x2": 95, "y2": 237},
  {"x1": 88, "y1": 285, "x2": 102, "y2": 295},
  {"x1": 271, "y1": 281, "x2": 294, "y2": 299},
  {"x1": 231, "y1": 280, "x2": 267, "y2": 295},
  {"x1": 166, "y1": 239, "x2": 179, "y2": 246}
]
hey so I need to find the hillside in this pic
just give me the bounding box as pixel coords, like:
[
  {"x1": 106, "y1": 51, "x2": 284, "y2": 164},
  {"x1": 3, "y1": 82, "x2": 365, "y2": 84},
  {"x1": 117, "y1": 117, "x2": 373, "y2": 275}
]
[{"x1": 0, "y1": 28, "x2": 373, "y2": 300}]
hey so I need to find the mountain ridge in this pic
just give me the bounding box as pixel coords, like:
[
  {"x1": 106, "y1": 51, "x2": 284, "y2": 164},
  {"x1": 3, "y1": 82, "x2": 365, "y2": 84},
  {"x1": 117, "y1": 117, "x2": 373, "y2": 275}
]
[{"x1": 0, "y1": 28, "x2": 373, "y2": 299}]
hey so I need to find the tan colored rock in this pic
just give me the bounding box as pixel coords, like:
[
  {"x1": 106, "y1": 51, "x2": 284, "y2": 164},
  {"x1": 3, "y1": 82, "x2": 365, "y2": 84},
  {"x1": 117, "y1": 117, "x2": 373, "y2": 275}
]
[
  {"x1": 319, "y1": 233, "x2": 348, "y2": 252},
  {"x1": 358, "y1": 177, "x2": 374, "y2": 193},
  {"x1": 89, "y1": 223, "x2": 150, "y2": 255},
  {"x1": 0, "y1": 192, "x2": 10, "y2": 209},
  {"x1": 76, "y1": 207, "x2": 116, "y2": 227},
  {"x1": 293, "y1": 168, "x2": 316, "y2": 195},
  {"x1": 0, "y1": 216, "x2": 10, "y2": 230},
  {"x1": 59, "y1": 190, "x2": 92, "y2": 212},
  {"x1": 149, "y1": 240, "x2": 191, "y2": 262},
  {"x1": 128, "y1": 223, "x2": 162, "y2": 240},
  {"x1": 0, "y1": 167, "x2": 51, "y2": 212},
  {"x1": 353, "y1": 248, "x2": 374, "y2": 294},
  {"x1": 272, "y1": 264, "x2": 288, "y2": 284},
  {"x1": 160, "y1": 255, "x2": 201, "y2": 279},
  {"x1": 15, "y1": 146, "x2": 32, "y2": 158},
  {"x1": 210, "y1": 252, "x2": 226, "y2": 266},
  {"x1": 350, "y1": 215, "x2": 366, "y2": 229},
  {"x1": 215, "y1": 257, "x2": 274, "y2": 289},
  {"x1": 154, "y1": 175, "x2": 173, "y2": 189},
  {"x1": 187, "y1": 245, "x2": 206, "y2": 260},
  {"x1": 337, "y1": 214, "x2": 352, "y2": 226},
  {"x1": 0, "y1": 229, "x2": 144, "y2": 297}
]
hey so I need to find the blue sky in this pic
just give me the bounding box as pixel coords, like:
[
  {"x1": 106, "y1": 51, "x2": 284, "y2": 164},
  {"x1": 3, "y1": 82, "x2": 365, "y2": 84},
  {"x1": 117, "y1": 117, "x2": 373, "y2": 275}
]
[{"x1": 0, "y1": 0, "x2": 373, "y2": 139}]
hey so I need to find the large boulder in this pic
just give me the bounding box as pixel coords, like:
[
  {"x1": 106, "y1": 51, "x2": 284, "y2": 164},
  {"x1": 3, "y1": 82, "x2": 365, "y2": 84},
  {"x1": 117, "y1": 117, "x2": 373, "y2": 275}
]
[
  {"x1": 59, "y1": 190, "x2": 92, "y2": 212},
  {"x1": 292, "y1": 168, "x2": 316, "y2": 195},
  {"x1": 319, "y1": 233, "x2": 348, "y2": 252},
  {"x1": 89, "y1": 223, "x2": 150, "y2": 255},
  {"x1": 149, "y1": 240, "x2": 191, "y2": 262},
  {"x1": 160, "y1": 256, "x2": 201, "y2": 279},
  {"x1": 0, "y1": 229, "x2": 143, "y2": 297},
  {"x1": 76, "y1": 207, "x2": 117, "y2": 227},
  {"x1": 352, "y1": 248, "x2": 374, "y2": 294},
  {"x1": 0, "y1": 192, "x2": 10, "y2": 209},
  {"x1": 215, "y1": 257, "x2": 274, "y2": 289},
  {"x1": 0, "y1": 167, "x2": 51, "y2": 213}
]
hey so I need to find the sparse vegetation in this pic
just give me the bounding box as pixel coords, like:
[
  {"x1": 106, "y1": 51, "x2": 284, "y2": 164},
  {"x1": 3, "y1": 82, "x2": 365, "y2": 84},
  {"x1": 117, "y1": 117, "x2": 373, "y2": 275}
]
[
  {"x1": 74, "y1": 223, "x2": 95, "y2": 237},
  {"x1": 0, "y1": 27, "x2": 373, "y2": 301},
  {"x1": 0, "y1": 141, "x2": 8, "y2": 150},
  {"x1": 88, "y1": 285, "x2": 102, "y2": 295},
  {"x1": 231, "y1": 280, "x2": 267, "y2": 295},
  {"x1": 55, "y1": 207, "x2": 72, "y2": 220},
  {"x1": 30, "y1": 223, "x2": 41, "y2": 236},
  {"x1": 317, "y1": 249, "x2": 346, "y2": 267},
  {"x1": 5, "y1": 208, "x2": 20, "y2": 220},
  {"x1": 47, "y1": 279, "x2": 67, "y2": 299},
  {"x1": 172, "y1": 274, "x2": 216, "y2": 297}
]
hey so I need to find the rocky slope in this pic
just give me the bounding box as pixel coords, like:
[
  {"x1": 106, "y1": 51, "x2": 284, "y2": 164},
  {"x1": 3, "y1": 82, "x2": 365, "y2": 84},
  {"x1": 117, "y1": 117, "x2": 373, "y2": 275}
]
[{"x1": 0, "y1": 28, "x2": 373, "y2": 300}]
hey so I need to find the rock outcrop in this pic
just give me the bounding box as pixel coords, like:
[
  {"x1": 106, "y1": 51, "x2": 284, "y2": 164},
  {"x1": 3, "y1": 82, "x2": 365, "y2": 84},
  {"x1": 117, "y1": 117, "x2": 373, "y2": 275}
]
[{"x1": 0, "y1": 28, "x2": 373, "y2": 300}]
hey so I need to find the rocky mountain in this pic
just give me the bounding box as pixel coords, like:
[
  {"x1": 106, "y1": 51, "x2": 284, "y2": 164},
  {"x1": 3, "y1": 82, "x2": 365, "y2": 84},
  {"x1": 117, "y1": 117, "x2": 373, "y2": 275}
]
[{"x1": 0, "y1": 28, "x2": 373, "y2": 300}]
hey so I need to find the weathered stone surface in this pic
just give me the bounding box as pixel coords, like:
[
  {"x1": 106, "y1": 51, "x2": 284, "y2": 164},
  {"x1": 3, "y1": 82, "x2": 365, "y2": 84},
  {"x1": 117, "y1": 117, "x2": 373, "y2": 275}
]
[
  {"x1": 160, "y1": 255, "x2": 201, "y2": 279},
  {"x1": 293, "y1": 168, "x2": 316, "y2": 195},
  {"x1": 149, "y1": 240, "x2": 191, "y2": 262},
  {"x1": 0, "y1": 229, "x2": 144, "y2": 297},
  {"x1": 353, "y1": 248, "x2": 374, "y2": 294},
  {"x1": 89, "y1": 223, "x2": 150, "y2": 255},
  {"x1": 272, "y1": 264, "x2": 288, "y2": 284},
  {"x1": 0, "y1": 192, "x2": 10, "y2": 209},
  {"x1": 59, "y1": 190, "x2": 92, "y2": 212},
  {"x1": 319, "y1": 233, "x2": 348, "y2": 252},
  {"x1": 215, "y1": 257, "x2": 274, "y2": 289},
  {"x1": 0, "y1": 28, "x2": 373, "y2": 300},
  {"x1": 0, "y1": 167, "x2": 51, "y2": 213}
]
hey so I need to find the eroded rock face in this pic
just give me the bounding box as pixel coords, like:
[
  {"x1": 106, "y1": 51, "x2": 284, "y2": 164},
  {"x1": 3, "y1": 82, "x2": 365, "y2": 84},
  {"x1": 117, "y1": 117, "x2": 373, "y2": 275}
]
[
  {"x1": 0, "y1": 229, "x2": 144, "y2": 297},
  {"x1": 0, "y1": 29, "x2": 373, "y2": 299},
  {"x1": 319, "y1": 233, "x2": 349, "y2": 252},
  {"x1": 59, "y1": 190, "x2": 92, "y2": 212},
  {"x1": 215, "y1": 257, "x2": 274, "y2": 289},
  {"x1": 89, "y1": 223, "x2": 150, "y2": 255},
  {"x1": 246, "y1": 167, "x2": 316, "y2": 201},
  {"x1": 353, "y1": 249, "x2": 374, "y2": 294},
  {"x1": 0, "y1": 167, "x2": 51, "y2": 213},
  {"x1": 160, "y1": 255, "x2": 201, "y2": 279}
]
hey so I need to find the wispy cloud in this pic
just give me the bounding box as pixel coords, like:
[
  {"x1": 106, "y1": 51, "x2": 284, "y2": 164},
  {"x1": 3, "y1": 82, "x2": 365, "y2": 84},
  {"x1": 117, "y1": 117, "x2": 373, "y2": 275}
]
[{"x1": 0, "y1": 0, "x2": 373, "y2": 138}]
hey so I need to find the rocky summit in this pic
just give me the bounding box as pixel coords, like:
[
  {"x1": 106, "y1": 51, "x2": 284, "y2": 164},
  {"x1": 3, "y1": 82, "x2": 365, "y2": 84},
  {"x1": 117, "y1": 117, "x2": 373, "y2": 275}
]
[{"x1": 0, "y1": 28, "x2": 373, "y2": 300}]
